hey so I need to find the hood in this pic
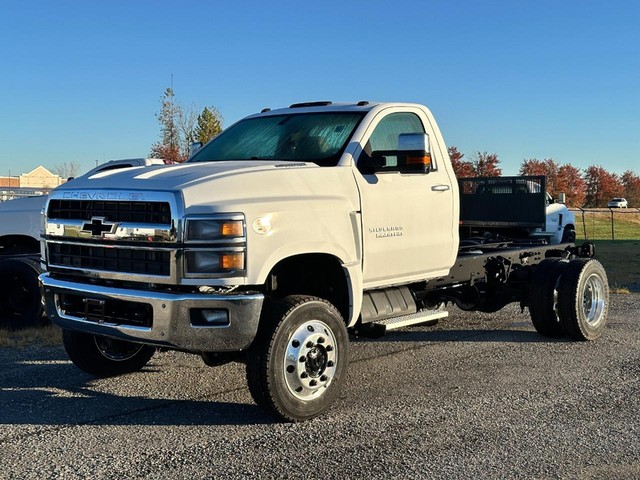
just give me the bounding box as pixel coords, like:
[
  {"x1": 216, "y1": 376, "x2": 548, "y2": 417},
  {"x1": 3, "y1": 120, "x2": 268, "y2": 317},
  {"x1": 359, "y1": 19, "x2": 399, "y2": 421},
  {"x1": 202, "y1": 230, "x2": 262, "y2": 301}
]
[
  {"x1": 0, "y1": 194, "x2": 47, "y2": 212},
  {"x1": 50, "y1": 160, "x2": 358, "y2": 215},
  {"x1": 55, "y1": 160, "x2": 317, "y2": 192}
]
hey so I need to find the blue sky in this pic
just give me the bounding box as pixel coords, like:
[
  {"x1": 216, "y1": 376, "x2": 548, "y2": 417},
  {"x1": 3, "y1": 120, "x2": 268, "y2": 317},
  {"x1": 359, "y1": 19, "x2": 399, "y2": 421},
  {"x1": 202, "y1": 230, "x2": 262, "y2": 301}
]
[{"x1": 0, "y1": 0, "x2": 638, "y2": 177}]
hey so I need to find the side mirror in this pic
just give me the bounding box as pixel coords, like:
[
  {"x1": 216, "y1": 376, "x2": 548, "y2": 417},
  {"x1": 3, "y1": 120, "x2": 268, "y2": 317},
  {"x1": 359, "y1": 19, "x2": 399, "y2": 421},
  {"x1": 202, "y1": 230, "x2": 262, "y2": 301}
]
[
  {"x1": 370, "y1": 133, "x2": 432, "y2": 174},
  {"x1": 557, "y1": 192, "x2": 566, "y2": 204},
  {"x1": 358, "y1": 154, "x2": 386, "y2": 174},
  {"x1": 398, "y1": 133, "x2": 432, "y2": 173}
]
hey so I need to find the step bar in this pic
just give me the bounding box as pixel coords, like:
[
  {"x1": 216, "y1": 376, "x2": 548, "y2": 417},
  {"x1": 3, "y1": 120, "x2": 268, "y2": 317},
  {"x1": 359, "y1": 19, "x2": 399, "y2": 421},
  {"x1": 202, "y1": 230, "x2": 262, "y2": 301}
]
[{"x1": 352, "y1": 308, "x2": 448, "y2": 338}]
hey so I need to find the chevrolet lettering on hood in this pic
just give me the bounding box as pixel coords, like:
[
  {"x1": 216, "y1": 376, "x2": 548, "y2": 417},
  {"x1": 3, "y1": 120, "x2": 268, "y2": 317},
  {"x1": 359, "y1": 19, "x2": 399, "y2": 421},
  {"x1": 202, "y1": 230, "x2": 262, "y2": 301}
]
[{"x1": 62, "y1": 191, "x2": 147, "y2": 201}]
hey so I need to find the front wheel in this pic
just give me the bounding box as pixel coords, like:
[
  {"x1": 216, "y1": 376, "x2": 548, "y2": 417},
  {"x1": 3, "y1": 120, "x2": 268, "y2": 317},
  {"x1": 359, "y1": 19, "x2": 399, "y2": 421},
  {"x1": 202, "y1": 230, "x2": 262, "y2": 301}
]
[
  {"x1": 63, "y1": 330, "x2": 155, "y2": 377},
  {"x1": 246, "y1": 295, "x2": 349, "y2": 422}
]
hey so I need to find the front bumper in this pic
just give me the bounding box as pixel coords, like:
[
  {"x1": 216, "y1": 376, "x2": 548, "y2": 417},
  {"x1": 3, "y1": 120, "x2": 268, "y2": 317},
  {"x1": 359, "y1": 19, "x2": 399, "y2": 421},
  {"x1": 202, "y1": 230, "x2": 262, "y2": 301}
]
[{"x1": 40, "y1": 273, "x2": 264, "y2": 353}]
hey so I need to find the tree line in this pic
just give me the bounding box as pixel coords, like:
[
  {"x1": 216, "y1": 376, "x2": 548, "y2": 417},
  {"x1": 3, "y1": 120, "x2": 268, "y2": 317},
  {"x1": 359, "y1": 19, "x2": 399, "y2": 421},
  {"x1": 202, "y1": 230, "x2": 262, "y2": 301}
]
[{"x1": 449, "y1": 147, "x2": 639, "y2": 208}]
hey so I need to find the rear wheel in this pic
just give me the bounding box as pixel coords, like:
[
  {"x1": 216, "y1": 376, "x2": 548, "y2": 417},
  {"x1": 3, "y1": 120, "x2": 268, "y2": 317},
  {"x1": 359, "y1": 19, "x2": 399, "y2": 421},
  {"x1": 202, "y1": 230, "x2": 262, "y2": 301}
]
[
  {"x1": 529, "y1": 258, "x2": 568, "y2": 337},
  {"x1": 558, "y1": 259, "x2": 608, "y2": 341},
  {"x1": 0, "y1": 257, "x2": 44, "y2": 329},
  {"x1": 63, "y1": 330, "x2": 155, "y2": 377},
  {"x1": 246, "y1": 295, "x2": 349, "y2": 422}
]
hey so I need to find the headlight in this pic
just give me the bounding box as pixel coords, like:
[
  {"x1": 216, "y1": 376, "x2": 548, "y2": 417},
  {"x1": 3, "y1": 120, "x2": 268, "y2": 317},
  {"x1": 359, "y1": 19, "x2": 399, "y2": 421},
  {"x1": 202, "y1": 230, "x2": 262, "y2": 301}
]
[
  {"x1": 186, "y1": 218, "x2": 244, "y2": 242},
  {"x1": 183, "y1": 215, "x2": 246, "y2": 278},
  {"x1": 186, "y1": 251, "x2": 245, "y2": 275}
]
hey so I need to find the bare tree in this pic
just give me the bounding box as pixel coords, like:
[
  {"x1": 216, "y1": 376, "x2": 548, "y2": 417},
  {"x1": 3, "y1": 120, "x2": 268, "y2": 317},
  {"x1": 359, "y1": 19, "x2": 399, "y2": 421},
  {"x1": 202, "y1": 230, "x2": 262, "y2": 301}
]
[
  {"x1": 52, "y1": 161, "x2": 82, "y2": 179},
  {"x1": 178, "y1": 104, "x2": 199, "y2": 153}
]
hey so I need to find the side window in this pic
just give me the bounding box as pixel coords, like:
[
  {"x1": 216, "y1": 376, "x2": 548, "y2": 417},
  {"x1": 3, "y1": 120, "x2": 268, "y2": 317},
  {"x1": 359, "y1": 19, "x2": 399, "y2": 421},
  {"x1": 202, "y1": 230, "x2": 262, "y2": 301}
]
[{"x1": 363, "y1": 112, "x2": 429, "y2": 169}]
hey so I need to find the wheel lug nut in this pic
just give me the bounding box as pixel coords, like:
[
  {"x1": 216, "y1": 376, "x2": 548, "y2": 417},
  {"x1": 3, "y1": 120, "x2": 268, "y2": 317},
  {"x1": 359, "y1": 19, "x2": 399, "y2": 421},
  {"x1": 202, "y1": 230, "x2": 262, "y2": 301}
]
[
  {"x1": 292, "y1": 340, "x2": 300, "y2": 348},
  {"x1": 301, "y1": 372, "x2": 308, "y2": 379},
  {"x1": 306, "y1": 341, "x2": 314, "y2": 348},
  {"x1": 309, "y1": 380, "x2": 317, "y2": 387},
  {"x1": 318, "y1": 337, "x2": 325, "y2": 344},
  {"x1": 299, "y1": 356, "x2": 306, "y2": 363}
]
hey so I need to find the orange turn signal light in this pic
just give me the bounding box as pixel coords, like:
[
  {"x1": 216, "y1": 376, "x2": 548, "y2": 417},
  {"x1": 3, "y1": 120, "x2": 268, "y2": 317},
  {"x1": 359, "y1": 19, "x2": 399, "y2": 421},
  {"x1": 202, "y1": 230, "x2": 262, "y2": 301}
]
[
  {"x1": 220, "y1": 253, "x2": 244, "y2": 270},
  {"x1": 406, "y1": 154, "x2": 432, "y2": 166},
  {"x1": 221, "y1": 221, "x2": 244, "y2": 237}
]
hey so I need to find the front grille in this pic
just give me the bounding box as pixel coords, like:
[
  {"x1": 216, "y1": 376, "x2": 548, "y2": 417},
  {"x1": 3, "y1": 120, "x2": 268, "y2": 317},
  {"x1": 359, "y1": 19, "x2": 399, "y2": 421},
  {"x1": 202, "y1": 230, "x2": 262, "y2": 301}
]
[
  {"x1": 48, "y1": 200, "x2": 171, "y2": 224},
  {"x1": 49, "y1": 243, "x2": 170, "y2": 276},
  {"x1": 59, "y1": 293, "x2": 153, "y2": 328}
]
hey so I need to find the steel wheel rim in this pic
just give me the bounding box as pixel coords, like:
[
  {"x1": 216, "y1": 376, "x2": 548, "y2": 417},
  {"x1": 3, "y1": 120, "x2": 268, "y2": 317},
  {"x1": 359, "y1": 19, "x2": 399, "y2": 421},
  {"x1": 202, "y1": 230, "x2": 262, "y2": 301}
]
[
  {"x1": 552, "y1": 277, "x2": 561, "y2": 321},
  {"x1": 94, "y1": 337, "x2": 144, "y2": 361},
  {"x1": 582, "y1": 273, "x2": 605, "y2": 326},
  {"x1": 284, "y1": 320, "x2": 338, "y2": 400}
]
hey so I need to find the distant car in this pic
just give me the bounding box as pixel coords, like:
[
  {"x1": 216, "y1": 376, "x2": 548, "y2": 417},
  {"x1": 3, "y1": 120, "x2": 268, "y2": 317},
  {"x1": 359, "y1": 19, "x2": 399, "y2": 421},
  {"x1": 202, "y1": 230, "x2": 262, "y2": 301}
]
[{"x1": 607, "y1": 198, "x2": 628, "y2": 208}]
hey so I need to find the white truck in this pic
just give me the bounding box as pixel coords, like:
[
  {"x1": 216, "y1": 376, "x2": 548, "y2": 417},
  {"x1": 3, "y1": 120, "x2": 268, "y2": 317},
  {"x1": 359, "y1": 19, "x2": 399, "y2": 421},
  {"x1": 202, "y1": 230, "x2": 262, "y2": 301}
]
[
  {"x1": 458, "y1": 176, "x2": 576, "y2": 244},
  {"x1": 39, "y1": 101, "x2": 609, "y2": 421}
]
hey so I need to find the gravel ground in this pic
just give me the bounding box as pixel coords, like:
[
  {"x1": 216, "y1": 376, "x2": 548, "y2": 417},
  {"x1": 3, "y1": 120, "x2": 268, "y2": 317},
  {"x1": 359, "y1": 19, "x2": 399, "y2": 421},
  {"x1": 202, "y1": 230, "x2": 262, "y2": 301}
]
[{"x1": 1, "y1": 294, "x2": 639, "y2": 479}]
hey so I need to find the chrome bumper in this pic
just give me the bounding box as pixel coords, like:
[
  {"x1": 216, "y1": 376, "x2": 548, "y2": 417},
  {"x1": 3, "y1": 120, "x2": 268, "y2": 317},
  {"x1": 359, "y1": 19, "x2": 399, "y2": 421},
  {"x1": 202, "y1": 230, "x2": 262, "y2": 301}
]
[{"x1": 40, "y1": 273, "x2": 264, "y2": 353}]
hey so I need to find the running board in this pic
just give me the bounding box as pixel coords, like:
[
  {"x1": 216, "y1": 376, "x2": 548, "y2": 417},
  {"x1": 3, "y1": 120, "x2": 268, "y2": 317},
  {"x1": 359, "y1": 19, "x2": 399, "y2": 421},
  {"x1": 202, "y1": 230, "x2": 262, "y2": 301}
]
[
  {"x1": 379, "y1": 309, "x2": 449, "y2": 331},
  {"x1": 352, "y1": 309, "x2": 449, "y2": 338}
]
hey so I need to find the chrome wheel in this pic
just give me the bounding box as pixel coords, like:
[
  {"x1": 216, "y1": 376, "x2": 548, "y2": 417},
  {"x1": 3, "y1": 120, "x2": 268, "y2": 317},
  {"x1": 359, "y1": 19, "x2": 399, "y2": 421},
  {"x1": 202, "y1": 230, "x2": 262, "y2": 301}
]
[
  {"x1": 558, "y1": 259, "x2": 609, "y2": 341},
  {"x1": 246, "y1": 296, "x2": 349, "y2": 421},
  {"x1": 284, "y1": 320, "x2": 338, "y2": 400},
  {"x1": 582, "y1": 273, "x2": 606, "y2": 326}
]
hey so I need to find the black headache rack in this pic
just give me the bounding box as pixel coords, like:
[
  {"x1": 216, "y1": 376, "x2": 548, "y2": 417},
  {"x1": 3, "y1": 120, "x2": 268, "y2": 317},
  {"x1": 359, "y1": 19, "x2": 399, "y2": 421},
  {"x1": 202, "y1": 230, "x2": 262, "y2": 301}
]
[{"x1": 459, "y1": 176, "x2": 547, "y2": 228}]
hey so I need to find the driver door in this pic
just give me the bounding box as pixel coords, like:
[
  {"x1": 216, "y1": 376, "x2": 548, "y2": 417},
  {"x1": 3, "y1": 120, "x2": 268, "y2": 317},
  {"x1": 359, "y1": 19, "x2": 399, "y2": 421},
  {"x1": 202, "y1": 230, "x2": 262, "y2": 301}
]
[{"x1": 354, "y1": 110, "x2": 457, "y2": 288}]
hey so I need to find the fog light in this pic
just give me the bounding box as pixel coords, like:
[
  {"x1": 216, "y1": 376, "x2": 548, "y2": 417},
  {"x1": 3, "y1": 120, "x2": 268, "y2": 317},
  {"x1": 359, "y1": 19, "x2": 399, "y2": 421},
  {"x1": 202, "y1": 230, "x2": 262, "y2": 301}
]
[{"x1": 191, "y1": 309, "x2": 229, "y2": 327}]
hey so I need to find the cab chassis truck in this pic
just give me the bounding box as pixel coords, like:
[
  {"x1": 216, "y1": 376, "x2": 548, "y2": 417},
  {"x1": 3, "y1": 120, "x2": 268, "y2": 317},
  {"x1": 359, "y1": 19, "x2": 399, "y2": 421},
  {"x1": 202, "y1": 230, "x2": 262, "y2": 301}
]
[{"x1": 39, "y1": 101, "x2": 608, "y2": 421}]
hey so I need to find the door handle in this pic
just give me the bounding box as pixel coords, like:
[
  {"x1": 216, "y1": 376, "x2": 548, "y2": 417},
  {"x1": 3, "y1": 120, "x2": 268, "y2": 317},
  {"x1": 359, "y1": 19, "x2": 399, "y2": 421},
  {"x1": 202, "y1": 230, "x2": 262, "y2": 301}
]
[{"x1": 431, "y1": 184, "x2": 450, "y2": 192}]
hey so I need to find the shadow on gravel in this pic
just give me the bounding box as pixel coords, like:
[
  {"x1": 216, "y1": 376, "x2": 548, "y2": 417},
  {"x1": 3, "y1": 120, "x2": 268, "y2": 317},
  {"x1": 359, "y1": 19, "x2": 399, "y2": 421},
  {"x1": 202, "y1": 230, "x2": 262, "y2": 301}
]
[
  {"x1": 352, "y1": 328, "x2": 570, "y2": 344},
  {"x1": 0, "y1": 353, "x2": 273, "y2": 427}
]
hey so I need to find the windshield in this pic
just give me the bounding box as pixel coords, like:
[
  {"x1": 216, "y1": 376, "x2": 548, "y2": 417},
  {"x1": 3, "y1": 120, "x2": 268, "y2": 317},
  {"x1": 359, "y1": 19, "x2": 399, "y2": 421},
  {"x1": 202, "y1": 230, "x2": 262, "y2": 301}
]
[{"x1": 189, "y1": 112, "x2": 364, "y2": 166}]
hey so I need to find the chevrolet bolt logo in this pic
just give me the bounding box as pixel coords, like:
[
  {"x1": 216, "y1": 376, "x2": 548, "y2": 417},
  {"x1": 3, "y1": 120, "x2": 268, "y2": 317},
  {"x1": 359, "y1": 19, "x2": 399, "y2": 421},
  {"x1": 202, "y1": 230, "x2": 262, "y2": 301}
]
[{"x1": 81, "y1": 217, "x2": 117, "y2": 236}]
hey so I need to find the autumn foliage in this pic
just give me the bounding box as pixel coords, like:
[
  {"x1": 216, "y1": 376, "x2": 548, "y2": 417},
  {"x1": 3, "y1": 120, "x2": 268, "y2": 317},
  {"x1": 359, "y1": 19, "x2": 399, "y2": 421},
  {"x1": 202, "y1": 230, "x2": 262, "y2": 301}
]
[{"x1": 447, "y1": 147, "x2": 501, "y2": 178}]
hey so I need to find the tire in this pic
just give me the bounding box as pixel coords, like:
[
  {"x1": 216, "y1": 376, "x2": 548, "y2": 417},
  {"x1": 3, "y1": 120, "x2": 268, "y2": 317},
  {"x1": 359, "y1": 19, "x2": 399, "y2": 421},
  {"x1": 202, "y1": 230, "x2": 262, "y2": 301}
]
[
  {"x1": 0, "y1": 257, "x2": 44, "y2": 329},
  {"x1": 246, "y1": 295, "x2": 349, "y2": 422},
  {"x1": 529, "y1": 259, "x2": 568, "y2": 337},
  {"x1": 63, "y1": 330, "x2": 155, "y2": 377},
  {"x1": 561, "y1": 226, "x2": 576, "y2": 243},
  {"x1": 558, "y1": 259, "x2": 609, "y2": 341}
]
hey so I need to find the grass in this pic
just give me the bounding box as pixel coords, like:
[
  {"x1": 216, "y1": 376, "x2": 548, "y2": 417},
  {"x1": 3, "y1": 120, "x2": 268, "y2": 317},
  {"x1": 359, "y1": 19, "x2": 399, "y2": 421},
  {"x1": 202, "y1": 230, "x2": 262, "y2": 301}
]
[
  {"x1": 573, "y1": 209, "x2": 640, "y2": 241},
  {"x1": 587, "y1": 240, "x2": 640, "y2": 293},
  {"x1": 0, "y1": 323, "x2": 62, "y2": 348}
]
